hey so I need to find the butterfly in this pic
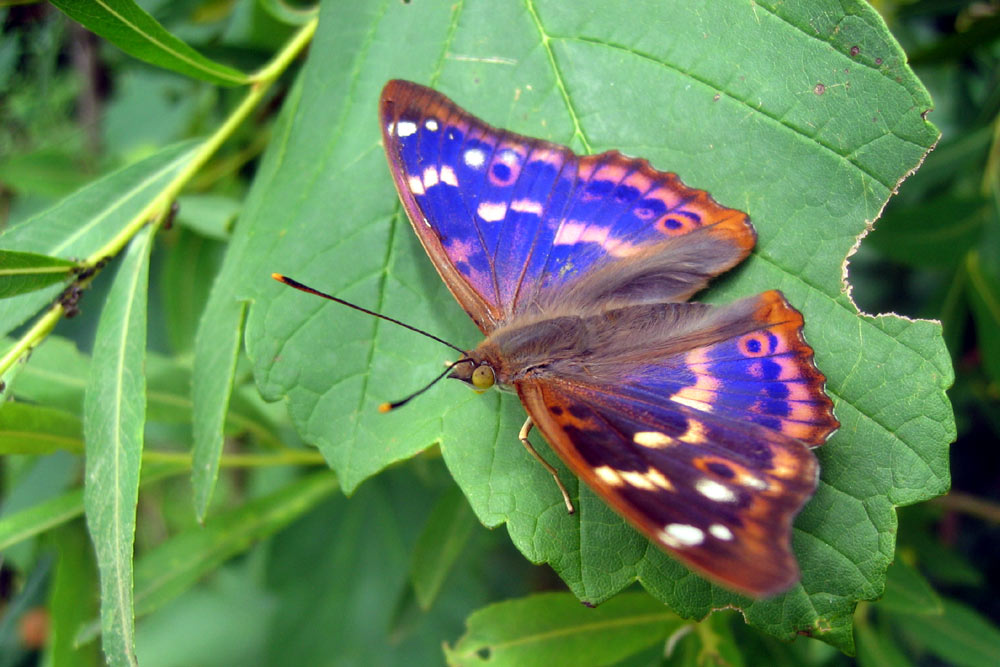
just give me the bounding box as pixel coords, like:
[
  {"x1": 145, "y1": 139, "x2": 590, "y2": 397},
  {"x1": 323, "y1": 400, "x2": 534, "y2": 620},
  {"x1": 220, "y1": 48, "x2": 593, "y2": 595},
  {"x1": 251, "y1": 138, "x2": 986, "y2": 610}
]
[{"x1": 291, "y1": 79, "x2": 839, "y2": 597}]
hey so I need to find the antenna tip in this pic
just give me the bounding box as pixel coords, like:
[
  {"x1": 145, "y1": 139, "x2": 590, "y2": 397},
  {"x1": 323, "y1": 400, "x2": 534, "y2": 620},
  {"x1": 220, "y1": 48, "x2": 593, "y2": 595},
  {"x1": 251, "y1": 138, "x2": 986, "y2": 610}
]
[
  {"x1": 271, "y1": 272, "x2": 286, "y2": 282},
  {"x1": 378, "y1": 402, "x2": 393, "y2": 413}
]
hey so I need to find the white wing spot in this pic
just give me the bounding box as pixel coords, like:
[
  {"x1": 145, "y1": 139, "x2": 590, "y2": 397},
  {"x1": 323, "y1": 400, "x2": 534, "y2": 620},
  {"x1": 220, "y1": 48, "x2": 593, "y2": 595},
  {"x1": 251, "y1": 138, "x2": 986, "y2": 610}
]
[
  {"x1": 510, "y1": 199, "x2": 544, "y2": 216},
  {"x1": 396, "y1": 120, "x2": 417, "y2": 137},
  {"x1": 695, "y1": 478, "x2": 737, "y2": 503},
  {"x1": 422, "y1": 167, "x2": 439, "y2": 189},
  {"x1": 407, "y1": 175, "x2": 425, "y2": 196},
  {"x1": 464, "y1": 148, "x2": 486, "y2": 168},
  {"x1": 498, "y1": 149, "x2": 519, "y2": 165},
  {"x1": 439, "y1": 165, "x2": 458, "y2": 186},
  {"x1": 742, "y1": 475, "x2": 768, "y2": 491},
  {"x1": 620, "y1": 470, "x2": 655, "y2": 491},
  {"x1": 633, "y1": 431, "x2": 673, "y2": 448},
  {"x1": 659, "y1": 523, "x2": 704, "y2": 548},
  {"x1": 645, "y1": 468, "x2": 674, "y2": 491},
  {"x1": 709, "y1": 524, "x2": 734, "y2": 541},
  {"x1": 678, "y1": 419, "x2": 707, "y2": 444},
  {"x1": 425, "y1": 118, "x2": 439, "y2": 131},
  {"x1": 671, "y1": 395, "x2": 714, "y2": 412},
  {"x1": 594, "y1": 466, "x2": 624, "y2": 487},
  {"x1": 477, "y1": 201, "x2": 507, "y2": 222}
]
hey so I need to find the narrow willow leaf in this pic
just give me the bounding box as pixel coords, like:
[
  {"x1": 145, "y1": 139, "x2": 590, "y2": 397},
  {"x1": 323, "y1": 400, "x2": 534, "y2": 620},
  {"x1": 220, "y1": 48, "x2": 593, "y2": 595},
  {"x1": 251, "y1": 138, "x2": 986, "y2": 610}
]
[
  {"x1": 188, "y1": 65, "x2": 310, "y2": 521},
  {"x1": 0, "y1": 488, "x2": 84, "y2": 553},
  {"x1": 879, "y1": 559, "x2": 943, "y2": 615},
  {"x1": 0, "y1": 464, "x2": 183, "y2": 554},
  {"x1": 173, "y1": 194, "x2": 240, "y2": 241},
  {"x1": 854, "y1": 621, "x2": 911, "y2": 667},
  {"x1": 44, "y1": 524, "x2": 102, "y2": 666},
  {"x1": 76, "y1": 471, "x2": 339, "y2": 645},
  {"x1": 0, "y1": 140, "x2": 199, "y2": 339},
  {"x1": 0, "y1": 402, "x2": 82, "y2": 454},
  {"x1": 191, "y1": 296, "x2": 246, "y2": 521},
  {"x1": 444, "y1": 592, "x2": 684, "y2": 667},
  {"x1": 898, "y1": 599, "x2": 1000, "y2": 667},
  {"x1": 410, "y1": 486, "x2": 477, "y2": 610},
  {"x1": 0, "y1": 249, "x2": 80, "y2": 298},
  {"x1": 160, "y1": 227, "x2": 225, "y2": 353},
  {"x1": 966, "y1": 250, "x2": 1000, "y2": 384},
  {"x1": 83, "y1": 224, "x2": 155, "y2": 667},
  {"x1": 50, "y1": 0, "x2": 249, "y2": 86}
]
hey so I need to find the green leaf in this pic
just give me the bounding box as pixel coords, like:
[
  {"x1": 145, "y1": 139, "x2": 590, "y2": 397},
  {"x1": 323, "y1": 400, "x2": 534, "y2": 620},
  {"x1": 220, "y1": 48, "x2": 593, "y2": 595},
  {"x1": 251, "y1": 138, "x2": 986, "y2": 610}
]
[
  {"x1": 50, "y1": 0, "x2": 250, "y2": 86},
  {"x1": 879, "y1": 559, "x2": 942, "y2": 616},
  {"x1": 0, "y1": 402, "x2": 82, "y2": 455},
  {"x1": 864, "y1": 195, "x2": 988, "y2": 268},
  {"x1": 4, "y1": 335, "x2": 280, "y2": 445},
  {"x1": 83, "y1": 223, "x2": 155, "y2": 667},
  {"x1": 159, "y1": 227, "x2": 226, "y2": 353},
  {"x1": 242, "y1": 0, "x2": 951, "y2": 652},
  {"x1": 410, "y1": 485, "x2": 478, "y2": 610},
  {"x1": 854, "y1": 617, "x2": 911, "y2": 667},
  {"x1": 76, "y1": 471, "x2": 339, "y2": 645},
  {"x1": 259, "y1": 0, "x2": 319, "y2": 27},
  {"x1": 189, "y1": 71, "x2": 309, "y2": 520},
  {"x1": 172, "y1": 194, "x2": 240, "y2": 241},
  {"x1": 0, "y1": 139, "x2": 199, "y2": 339},
  {"x1": 444, "y1": 592, "x2": 684, "y2": 666},
  {"x1": 0, "y1": 464, "x2": 184, "y2": 554},
  {"x1": 966, "y1": 249, "x2": 1000, "y2": 384},
  {"x1": 44, "y1": 524, "x2": 102, "y2": 667},
  {"x1": 0, "y1": 487, "x2": 84, "y2": 553},
  {"x1": 897, "y1": 599, "x2": 1000, "y2": 667},
  {"x1": 0, "y1": 249, "x2": 79, "y2": 298}
]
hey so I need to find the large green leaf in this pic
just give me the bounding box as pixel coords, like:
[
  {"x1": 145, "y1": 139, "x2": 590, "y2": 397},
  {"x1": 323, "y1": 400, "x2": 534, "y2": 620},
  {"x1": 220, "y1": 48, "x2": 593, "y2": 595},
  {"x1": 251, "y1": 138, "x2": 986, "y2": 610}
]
[{"x1": 237, "y1": 0, "x2": 951, "y2": 651}]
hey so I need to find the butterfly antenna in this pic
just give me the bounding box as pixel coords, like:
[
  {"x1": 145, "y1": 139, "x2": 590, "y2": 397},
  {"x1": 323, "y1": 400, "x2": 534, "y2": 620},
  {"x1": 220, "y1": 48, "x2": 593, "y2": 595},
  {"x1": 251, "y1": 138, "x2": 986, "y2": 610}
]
[
  {"x1": 272, "y1": 274, "x2": 466, "y2": 354},
  {"x1": 377, "y1": 357, "x2": 473, "y2": 413}
]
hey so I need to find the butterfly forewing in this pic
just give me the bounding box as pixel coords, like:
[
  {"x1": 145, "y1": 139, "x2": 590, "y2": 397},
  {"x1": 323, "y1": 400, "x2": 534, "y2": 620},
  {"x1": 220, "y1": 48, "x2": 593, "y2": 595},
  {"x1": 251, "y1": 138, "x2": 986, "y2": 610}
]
[{"x1": 380, "y1": 80, "x2": 756, "y2": 327}]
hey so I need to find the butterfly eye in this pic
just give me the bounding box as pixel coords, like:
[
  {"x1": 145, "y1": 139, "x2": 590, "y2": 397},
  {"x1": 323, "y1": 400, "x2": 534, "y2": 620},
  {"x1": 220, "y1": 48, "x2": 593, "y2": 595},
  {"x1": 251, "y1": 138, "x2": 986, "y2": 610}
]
[{"x1": 471, "y1": 364, "x2": 496, "y2": 392}]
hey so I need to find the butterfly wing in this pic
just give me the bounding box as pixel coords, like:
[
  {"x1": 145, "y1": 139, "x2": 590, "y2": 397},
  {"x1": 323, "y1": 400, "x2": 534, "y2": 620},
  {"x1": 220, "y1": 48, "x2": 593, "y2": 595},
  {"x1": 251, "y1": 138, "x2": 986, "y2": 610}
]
[
  {"x1": 514, "y1": 291, "x2": 838, "y2": 596},
  {"x1": 379, "y1": 80, "x2": 755, "y2": 332}
]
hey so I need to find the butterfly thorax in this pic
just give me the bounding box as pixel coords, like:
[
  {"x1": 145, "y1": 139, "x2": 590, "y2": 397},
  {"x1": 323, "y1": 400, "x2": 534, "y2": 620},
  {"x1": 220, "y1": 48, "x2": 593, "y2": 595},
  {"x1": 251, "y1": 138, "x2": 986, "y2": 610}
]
[{"x1": 449, "y1": 297, "x2": 767, "y2": 391}]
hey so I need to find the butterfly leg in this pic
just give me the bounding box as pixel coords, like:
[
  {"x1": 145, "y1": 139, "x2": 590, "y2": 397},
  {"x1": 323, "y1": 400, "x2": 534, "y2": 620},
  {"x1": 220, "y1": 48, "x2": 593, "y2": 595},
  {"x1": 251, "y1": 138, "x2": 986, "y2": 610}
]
[{"x1": 519, "y1": 417, "x2": 575, "y2": 514}]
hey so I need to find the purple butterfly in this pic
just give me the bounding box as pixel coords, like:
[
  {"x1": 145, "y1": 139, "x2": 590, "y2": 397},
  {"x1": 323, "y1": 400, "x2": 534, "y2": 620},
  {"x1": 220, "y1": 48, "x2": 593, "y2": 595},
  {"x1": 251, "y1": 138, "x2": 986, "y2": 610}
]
[{"x1": 284, "y1": 79, "x2": 839, "y2": 597}]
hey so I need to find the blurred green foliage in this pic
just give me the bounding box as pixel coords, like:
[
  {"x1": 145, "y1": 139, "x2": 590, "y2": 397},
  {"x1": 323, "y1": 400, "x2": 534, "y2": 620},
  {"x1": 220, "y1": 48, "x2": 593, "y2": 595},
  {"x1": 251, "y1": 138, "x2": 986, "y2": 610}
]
[{"x1": 0, "y1": 1, "x2": 997, "y2": 665}]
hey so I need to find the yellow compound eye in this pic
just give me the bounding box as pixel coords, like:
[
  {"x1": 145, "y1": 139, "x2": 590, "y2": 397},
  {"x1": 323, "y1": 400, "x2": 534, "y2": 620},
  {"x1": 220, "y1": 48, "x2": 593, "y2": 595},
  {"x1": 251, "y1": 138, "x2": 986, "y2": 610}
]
[{"x1": 471, "y1": 364, "x2": 495, "y2": 392}]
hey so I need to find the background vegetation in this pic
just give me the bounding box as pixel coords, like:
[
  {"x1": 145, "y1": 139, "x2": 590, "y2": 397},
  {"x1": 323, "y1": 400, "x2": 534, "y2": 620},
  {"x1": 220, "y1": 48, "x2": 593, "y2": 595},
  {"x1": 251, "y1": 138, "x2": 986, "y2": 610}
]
[{"x1": 0, "y1": 0, "x2": 996, "y2": 665}]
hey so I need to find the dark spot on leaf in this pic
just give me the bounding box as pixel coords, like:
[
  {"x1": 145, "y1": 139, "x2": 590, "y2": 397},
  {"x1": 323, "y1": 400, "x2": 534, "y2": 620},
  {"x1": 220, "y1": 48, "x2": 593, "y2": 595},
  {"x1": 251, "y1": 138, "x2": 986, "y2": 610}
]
[
  {"x1": 875, "y1": 57, "x2": 883, "y2": 65},
  {"x1": 850, "y1": 45, "x2": 859, "y2": 56},
  {"x1": 814, "y1": 83, "x2": 825, "y2": 95}
]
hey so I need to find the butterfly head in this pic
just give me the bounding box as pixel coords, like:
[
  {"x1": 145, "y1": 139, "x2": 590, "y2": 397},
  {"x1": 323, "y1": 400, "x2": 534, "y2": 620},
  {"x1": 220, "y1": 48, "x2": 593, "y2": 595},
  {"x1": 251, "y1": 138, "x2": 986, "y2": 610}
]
[{"x1": 448, "y1": 358, "x2": 496, "y2": 394}]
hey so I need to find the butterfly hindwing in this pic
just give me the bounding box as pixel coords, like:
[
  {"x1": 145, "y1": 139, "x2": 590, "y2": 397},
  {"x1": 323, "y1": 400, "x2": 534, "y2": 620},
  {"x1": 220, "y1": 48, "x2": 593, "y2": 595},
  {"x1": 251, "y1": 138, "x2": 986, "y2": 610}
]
[
  {"x1": 513, "y1": 291, "x2": 837, "y2": 596},
  {"x1": 380, "y1": 80, "x2": 755, "y2": 330}
]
